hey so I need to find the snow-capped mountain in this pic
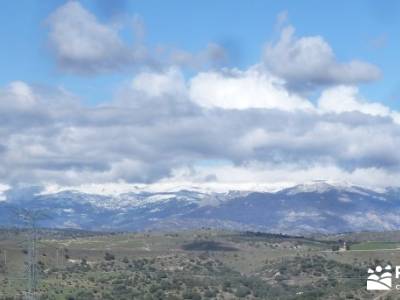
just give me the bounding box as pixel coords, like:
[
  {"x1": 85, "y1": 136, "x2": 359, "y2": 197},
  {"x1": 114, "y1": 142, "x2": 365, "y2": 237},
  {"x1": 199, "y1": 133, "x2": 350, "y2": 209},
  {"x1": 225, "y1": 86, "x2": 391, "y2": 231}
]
[{"x1": 0, "y1": 181, "x2": 399, "y2": 234}]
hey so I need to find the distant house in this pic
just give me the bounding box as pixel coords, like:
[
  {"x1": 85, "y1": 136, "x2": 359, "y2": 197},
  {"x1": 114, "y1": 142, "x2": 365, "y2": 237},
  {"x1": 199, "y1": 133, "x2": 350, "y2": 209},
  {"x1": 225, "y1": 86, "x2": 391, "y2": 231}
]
[{"x1": 339, "y1": 241, "x2": 348, "y2": 251}]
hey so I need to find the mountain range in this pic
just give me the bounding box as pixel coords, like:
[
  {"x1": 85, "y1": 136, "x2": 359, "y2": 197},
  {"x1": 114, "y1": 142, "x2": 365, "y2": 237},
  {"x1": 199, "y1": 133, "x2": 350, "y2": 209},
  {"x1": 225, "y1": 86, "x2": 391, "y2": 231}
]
[{"x1": 1, "y1": 181, "x2": 399, "y2": 234}]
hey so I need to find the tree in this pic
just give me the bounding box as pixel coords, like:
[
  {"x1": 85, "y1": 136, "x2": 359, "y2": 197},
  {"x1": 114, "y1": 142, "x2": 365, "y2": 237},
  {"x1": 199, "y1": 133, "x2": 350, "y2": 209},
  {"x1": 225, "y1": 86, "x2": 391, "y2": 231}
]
[
  {"x1": 331, "y1": 245, "x2": 340, "y2": 252},
  {"x1": 104, "y1": 252, "x2": 115, "y2": 261}
]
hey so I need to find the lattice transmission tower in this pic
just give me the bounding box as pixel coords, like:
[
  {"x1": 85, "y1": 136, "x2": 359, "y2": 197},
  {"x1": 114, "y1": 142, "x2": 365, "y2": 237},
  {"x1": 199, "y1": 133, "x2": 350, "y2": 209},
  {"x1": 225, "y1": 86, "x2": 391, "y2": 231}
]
[{"x1": 16, "y1": 209, "x2": 48, "y2": 300}]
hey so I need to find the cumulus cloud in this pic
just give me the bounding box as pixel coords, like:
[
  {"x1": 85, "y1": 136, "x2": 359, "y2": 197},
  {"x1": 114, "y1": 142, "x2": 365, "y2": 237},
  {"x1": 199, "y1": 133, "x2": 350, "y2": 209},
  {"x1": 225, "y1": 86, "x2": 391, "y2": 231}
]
[
  {"x1": 1, "y1": 66, "x2": 400, "y2": 189},
  {"x1": 189, "y1": 67, "x2": 313, "y2": 111},
  {"x1": 318, "y1": 85, "x2": 400, "y2": 123},
  {"x1": 47, "y1": 1, "x2": 144, "y2": 74},
  {"x1": 263, "y1": 25, "x2": 381, "y2": 90},
  {"x1": 2, "y1": 81, "x2": 36, "y2": 109},
  {"x1": 3, "y1": 8, "x2": 399, "y2": 190},
  {"x1": 46, "y1": 2, "x2": 226, "y2": 74},
  {"x1": 131, "y1": 67, "x2": 187, "y2": 98},
  {"x1": 165, "y1": 162, "x2": 400, "y2": 191},
  {"x1": 169, "y1": 43, "x2": 228, "y2": 70}
]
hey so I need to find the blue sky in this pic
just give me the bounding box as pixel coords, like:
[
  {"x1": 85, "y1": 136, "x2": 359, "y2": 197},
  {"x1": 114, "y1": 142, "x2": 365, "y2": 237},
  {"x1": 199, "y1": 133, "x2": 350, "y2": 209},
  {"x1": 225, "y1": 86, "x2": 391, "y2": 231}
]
[
  {"x1": 1, "y1": 1, "x2": 400, "y2": 190},
  {"x1": 1, "y1": 0, "x2": 399, "y2": 107}
]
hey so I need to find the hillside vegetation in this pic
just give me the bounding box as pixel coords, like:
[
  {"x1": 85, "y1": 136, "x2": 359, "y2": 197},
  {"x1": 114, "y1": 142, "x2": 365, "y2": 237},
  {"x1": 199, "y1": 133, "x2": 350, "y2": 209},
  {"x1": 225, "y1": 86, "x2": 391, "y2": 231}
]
[{"x1": 0, "y1": 229, "x2": 398, "y2": 299}]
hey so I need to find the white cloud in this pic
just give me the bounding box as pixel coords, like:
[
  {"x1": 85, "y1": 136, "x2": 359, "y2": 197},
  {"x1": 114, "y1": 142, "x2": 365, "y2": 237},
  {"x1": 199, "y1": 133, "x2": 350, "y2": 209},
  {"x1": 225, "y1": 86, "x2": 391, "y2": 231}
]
[
  {"x1": 263, "y1": 25, "x2": 381, "y2": 89},
  {"x1": 3, "y1": 7, "x2": 400, "y2": 190},
  {"x1": 1, "y1": 73, "x2": 400, "y2": 189},
  {"x1": 189, "y1": 68, "x2": 313, "y2": 111},
  {"x1": 163, "y1": 162, "x2": 400, "y2": 191},
  {"x1": 1, "y1": 81, "x2": 36, "y2": 110},
  {"x1": 318, "y1": 85, "x2": 400, "y2": 123},
  {"x1": 46, "y1": 2, "x2": 227, "y2": 74},
  {"x1": 131, "y1": 67, "x2": 186, "y2": 98},
  {"x1": 47, "y1": 1, "x2": 140, "y2": 74},
  {"x1": 0, "y1": 184, "x2": 10, "y2": 201}
]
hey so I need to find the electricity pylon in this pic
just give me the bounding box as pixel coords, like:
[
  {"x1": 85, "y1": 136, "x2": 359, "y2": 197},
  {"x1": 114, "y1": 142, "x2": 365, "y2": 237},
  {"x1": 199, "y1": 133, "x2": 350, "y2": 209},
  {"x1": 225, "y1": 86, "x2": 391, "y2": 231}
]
[{"x1": 16, "y1": 209, "x2": 48, "y2": 300}]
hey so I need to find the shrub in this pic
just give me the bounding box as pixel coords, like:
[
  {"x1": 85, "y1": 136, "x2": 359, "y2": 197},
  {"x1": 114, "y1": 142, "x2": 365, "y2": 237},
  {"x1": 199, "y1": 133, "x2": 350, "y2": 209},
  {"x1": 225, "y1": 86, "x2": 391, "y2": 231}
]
[
  {"x1": 235, "y1": 286, "x2": 251, "y2": 298},
  {"x1": 182, "y1": 291, "x2": 202, "y2": 300}
]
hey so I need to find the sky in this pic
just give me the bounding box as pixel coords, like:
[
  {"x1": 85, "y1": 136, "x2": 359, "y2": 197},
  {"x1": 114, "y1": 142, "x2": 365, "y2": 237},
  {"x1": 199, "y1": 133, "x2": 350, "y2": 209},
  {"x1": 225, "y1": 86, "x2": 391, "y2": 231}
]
[{"x1": 1, "y1": 0, "x2": 400, "y2": 191}]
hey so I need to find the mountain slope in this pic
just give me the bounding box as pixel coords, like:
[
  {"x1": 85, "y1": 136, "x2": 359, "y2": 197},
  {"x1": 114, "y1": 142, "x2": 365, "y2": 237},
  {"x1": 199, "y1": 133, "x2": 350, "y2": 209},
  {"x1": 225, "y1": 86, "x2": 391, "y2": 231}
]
[{"x1": 0, "y1": 182, "x2": 399, "y2": 234}]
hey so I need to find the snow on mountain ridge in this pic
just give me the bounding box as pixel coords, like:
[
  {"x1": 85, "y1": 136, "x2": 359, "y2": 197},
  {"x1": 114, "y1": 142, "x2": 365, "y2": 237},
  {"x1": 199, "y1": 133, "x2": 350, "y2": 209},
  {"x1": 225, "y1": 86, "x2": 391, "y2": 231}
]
[
  {"x1": 38, "y1": 189, "x2": 216, "y2": 210},
  {"x1": 281, "y1": 180, "x2": 385, "y2": 196},
  {"x1": 2, "y1": 180, "x2": 393, "y2": 210},
  {"x1": 1, "y1": 181, "x2": 399, "y2": 233},
  {"x1": 38, "y1": 179, "x2": 390, "y2": 198},
  {"x1": 38, "y1": 181, "x2": 296, "y2": 197}
]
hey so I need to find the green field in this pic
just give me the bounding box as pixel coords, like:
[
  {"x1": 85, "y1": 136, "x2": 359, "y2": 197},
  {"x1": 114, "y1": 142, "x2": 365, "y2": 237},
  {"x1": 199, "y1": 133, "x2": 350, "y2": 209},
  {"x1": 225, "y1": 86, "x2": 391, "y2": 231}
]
[{"x1": 350, "y1": 241, "x2": 400, "y2": 250}]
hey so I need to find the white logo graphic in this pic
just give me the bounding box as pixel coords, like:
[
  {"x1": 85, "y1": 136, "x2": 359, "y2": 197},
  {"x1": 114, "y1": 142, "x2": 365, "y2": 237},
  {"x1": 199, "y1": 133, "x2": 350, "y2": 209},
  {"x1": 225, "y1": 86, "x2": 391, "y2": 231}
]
[{"x1": 367, "y1": 265, "x2": 392, "y2": 290}]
